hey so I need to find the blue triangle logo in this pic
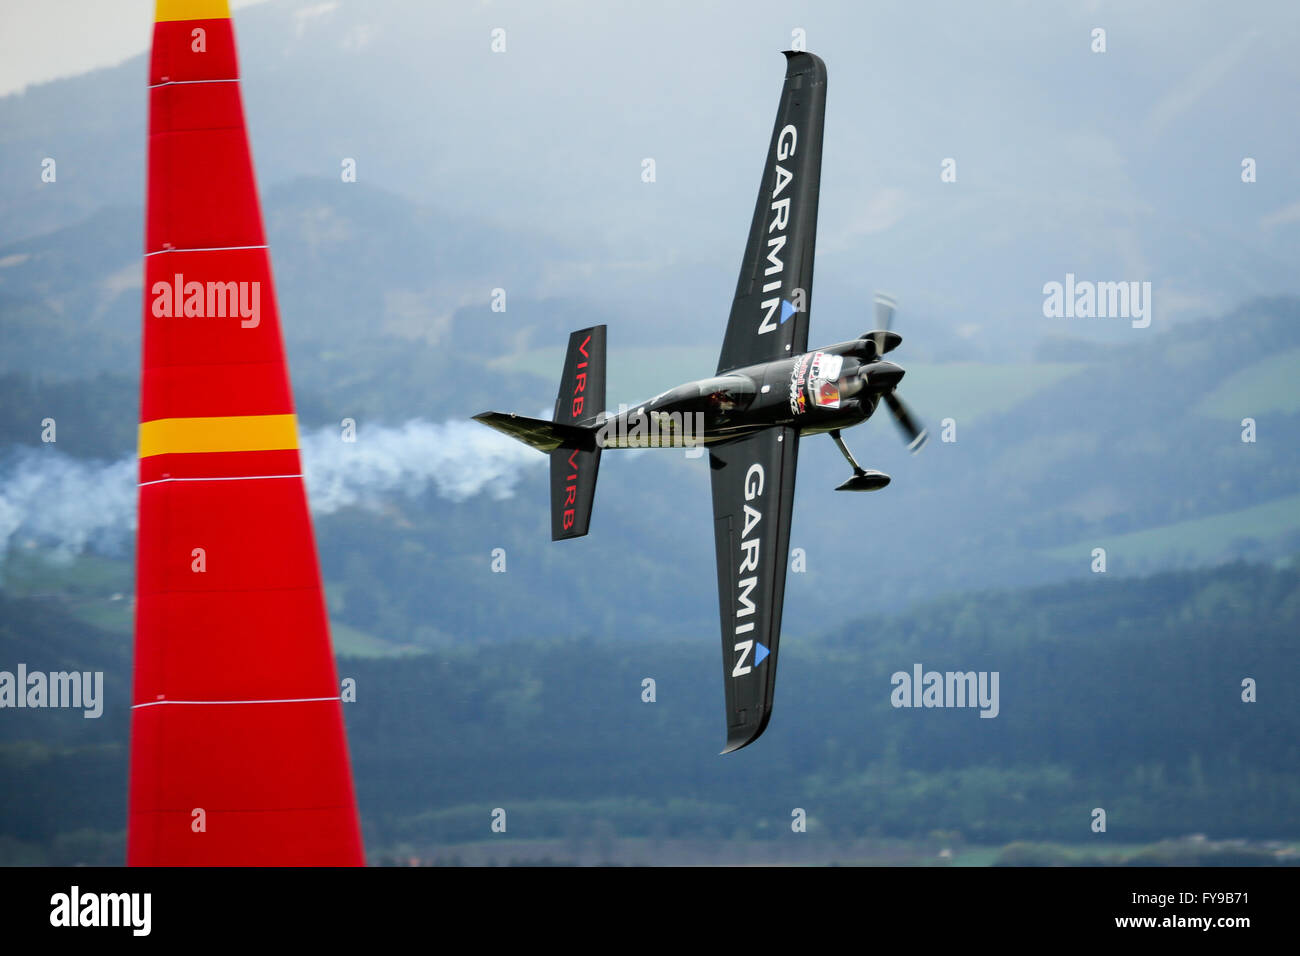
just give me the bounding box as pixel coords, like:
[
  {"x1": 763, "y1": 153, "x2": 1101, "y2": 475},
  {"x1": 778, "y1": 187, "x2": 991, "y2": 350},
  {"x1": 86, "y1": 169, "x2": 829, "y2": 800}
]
[
  {"x1": 754, "y1": 642, "x2": 770, "y2": 666},
  {"x1": 780, "y1": 300, "x2": 796, "y2": 323}
]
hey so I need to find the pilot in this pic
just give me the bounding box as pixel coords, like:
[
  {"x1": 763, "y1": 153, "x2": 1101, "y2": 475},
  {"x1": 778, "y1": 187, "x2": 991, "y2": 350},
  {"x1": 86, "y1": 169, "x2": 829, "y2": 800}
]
[{"x1": 713, "y1": 391, "x2": 733, "y2": 410}]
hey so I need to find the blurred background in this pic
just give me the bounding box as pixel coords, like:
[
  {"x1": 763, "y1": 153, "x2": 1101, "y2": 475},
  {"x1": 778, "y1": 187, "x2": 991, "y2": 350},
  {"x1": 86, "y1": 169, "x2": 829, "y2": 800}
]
[{"x1": 1, "y1": 0, "x2": 1298, "y2": 864}]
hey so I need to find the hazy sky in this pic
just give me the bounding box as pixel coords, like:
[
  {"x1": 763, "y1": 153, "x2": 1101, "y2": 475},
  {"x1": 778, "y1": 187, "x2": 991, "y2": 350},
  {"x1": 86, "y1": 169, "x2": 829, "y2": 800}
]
[
  {"x1": 0, "y1": 0, "x2": 270, "y2": 95},
  {"x1": 2, "y1": 0, "x2": 1297, "y2": 343}
]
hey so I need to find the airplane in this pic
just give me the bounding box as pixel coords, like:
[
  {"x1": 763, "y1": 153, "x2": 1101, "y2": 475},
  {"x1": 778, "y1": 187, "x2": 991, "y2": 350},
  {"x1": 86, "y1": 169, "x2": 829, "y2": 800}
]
[{"x1": 475, "y1": 51, "x2": 927, "y2": 753}]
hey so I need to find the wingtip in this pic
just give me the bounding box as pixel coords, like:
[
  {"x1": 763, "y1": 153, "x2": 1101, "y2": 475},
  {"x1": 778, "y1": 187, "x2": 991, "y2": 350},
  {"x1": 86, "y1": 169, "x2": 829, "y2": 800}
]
[
  {"x1": 720, "y1": 711, "x2": 775, "y2": 754},
  {"x1": 781, "y1": 50, "x2": 827, "y2": 79},
  {"x1": 720, "y1": 733, "x2": 759, "y2": 755}
]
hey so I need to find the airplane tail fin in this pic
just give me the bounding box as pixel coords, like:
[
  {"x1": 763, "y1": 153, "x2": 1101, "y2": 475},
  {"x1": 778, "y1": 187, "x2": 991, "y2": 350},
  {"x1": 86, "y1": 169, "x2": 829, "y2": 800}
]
[
  {"x1": 474, "y1": 326, "x2": 606, "y2": 539},
  {"x1": 549, "y1": 326, "x2": 605, "y2": 540}
]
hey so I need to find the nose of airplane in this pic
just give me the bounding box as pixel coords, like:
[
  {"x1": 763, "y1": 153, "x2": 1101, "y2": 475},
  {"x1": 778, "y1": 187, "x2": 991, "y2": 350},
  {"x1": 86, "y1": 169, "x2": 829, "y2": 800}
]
[{"x1": 868, "y1": 360, "x2": 905, "y2": 390}]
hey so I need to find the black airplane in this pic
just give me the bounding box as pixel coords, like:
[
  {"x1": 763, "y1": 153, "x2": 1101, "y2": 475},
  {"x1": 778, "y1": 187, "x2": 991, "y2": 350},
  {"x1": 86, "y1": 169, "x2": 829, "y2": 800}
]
[{"x1": 475, "y1": 51, "x2": 927, "y2": 753}]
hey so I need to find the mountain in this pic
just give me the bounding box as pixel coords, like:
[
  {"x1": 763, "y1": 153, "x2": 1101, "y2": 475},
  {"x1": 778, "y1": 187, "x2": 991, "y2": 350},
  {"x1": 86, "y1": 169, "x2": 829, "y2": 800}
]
[
  {"x1": 4, "y1": 284, "x2": 1298, "y2": 644},
  {"x1": 4, "y1": 0, "x2": 1298, "y2": 346}
]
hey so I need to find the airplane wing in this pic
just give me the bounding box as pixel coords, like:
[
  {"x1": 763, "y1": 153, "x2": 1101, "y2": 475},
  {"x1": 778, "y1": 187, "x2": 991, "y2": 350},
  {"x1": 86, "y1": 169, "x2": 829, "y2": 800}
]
[
  {"x1": 709, "y1": 425, "x2": 800, "y2": 753},
  {"x1": 716, "y1": 51, "x2": 827, "y2": 374}
]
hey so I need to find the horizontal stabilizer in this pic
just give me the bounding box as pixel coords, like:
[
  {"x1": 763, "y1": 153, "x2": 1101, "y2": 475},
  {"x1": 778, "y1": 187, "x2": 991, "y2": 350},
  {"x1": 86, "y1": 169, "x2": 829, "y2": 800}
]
[{"x1": 473, "y1": 412, "x2": 597, "y2": 453}]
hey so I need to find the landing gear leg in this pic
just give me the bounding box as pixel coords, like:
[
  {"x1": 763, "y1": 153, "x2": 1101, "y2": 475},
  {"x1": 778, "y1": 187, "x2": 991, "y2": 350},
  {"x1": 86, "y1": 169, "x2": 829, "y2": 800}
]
[
  {"x1": 830, "y1": 430, "x2": 891, "y2": 492},
  {"x1": 830, "y1": 429, "x2": 866, "y2": 475}
]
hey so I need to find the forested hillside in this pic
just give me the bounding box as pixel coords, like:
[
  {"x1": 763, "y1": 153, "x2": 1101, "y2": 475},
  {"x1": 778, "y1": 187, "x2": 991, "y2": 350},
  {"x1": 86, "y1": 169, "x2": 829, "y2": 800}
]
[{"x1": 2, "y1": 557, "x2": 1295, "y2": 864}]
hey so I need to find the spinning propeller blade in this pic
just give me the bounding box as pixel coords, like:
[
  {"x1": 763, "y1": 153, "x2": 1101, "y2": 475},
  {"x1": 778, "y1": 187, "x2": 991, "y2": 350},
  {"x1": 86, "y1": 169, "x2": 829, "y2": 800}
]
[
  {"x1": 871, "y1": 292, "x2": 897, "y2": 354},
  {"x1": 883, "y1": 391, "x2": 928, "y2": 453}
]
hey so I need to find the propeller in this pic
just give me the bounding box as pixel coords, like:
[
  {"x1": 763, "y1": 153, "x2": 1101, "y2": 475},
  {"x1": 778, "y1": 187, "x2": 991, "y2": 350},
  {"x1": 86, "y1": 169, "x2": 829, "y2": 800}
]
[
  {"x1": 883, "y1": 391, "x2": 928, "y2": 453},
  {"x1": 873, "y1": 292, "x2": 897, "y2": 329},
  {"x1": 871, "y1": 293, "x2": 927, "y2": 454},
  {"x1": 871, "y1": 292, "x2": 897, "y2": 356}
]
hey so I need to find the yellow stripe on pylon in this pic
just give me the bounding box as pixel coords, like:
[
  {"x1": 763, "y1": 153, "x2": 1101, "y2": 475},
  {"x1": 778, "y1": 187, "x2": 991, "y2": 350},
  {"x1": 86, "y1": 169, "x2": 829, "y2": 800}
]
[
  {"x1": 155, "y1": 0, "x2": 231, "y2": 22},
  {"x1": 139, "y1": 414, "x2": 299, "y2": 458}
]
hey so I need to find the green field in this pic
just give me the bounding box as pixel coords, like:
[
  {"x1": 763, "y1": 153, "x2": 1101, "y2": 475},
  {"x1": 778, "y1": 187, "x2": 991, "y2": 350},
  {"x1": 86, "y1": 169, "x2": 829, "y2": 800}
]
[
  {"x1": 0, "y1": 552, "x2": 425, "y2": 655},
  {"x1": 0, "y1": 550, "x2": 131, "y2": 597},
  {"x1": 0, "y1": 552, "x2": 134, "y2": 635},
  {"x1": 1195, "y1": 347, "x2": 1300, "y2": 421},
  {"x1": 363, "y1": 836, "x2": 1291, "y2": 867},
  {"x1": 1042, "y1": 492, "x2": 1300, "y2": 565},
  {"x1": 904, "y1": 362, "x2": 1086, "y2": 424},
  {"x1": 329, "y1": 620, "x2": 425, "y2": 658}
]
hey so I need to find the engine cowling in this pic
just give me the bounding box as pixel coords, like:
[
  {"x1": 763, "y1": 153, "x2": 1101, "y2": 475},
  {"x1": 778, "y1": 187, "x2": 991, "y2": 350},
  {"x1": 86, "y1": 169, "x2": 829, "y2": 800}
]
[
  {"x1": 864, "y1": 330, "x2": 903, "y2": 355},
  {"x1": 818, "y1": 331, "x2": 902, "y2": 360}
]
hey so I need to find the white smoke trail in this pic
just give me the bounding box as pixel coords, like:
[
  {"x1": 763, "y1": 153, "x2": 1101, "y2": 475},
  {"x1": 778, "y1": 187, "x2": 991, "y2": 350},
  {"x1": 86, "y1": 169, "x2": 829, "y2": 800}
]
[
  {"x1": 299, "y1": 418, "x2": 543, "y2": 513},
  {"x1": 0, "y1": 419, "x2": 545, "y2": 560},
  {"x1": 0, "y1": 450, "x2": 137, "y2": 561}
]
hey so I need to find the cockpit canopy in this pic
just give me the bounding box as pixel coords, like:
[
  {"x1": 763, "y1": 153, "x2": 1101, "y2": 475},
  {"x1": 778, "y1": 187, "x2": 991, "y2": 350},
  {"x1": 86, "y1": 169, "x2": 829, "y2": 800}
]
[{"x1": 649, "y1": 374, "x2": 757, "y2": 418}]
